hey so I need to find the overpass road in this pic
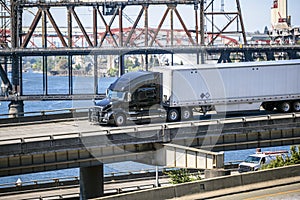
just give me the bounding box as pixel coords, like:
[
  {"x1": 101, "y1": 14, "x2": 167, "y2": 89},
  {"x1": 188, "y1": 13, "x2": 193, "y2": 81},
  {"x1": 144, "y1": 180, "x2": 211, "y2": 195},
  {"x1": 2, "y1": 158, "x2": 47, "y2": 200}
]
[
  {"x1": 171, "y1": 176, "x2": 300, "y2": 200},
  {"x1": 211, "y1": 182, "x2": 300, "y2": 200},
  {"x1": 0, "y1": 111, "x2": 300, "y2": 199},
  {"x1": 0, "y1": 110, "x2": 298, "y2": 142}
]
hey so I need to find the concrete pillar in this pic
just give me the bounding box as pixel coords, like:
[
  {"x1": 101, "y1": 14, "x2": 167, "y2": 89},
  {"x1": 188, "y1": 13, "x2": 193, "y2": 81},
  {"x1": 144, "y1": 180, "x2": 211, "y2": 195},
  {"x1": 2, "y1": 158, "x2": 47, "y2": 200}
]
[
  {"x1": 80, "y1": 165, "x2": 104, "y2": 200},
  {"x1": 215, "y1": 151, "x2": 225, "y2": 169},
  {"x1": 8, "y1": 100, "x2": 24, "y2": 118}
]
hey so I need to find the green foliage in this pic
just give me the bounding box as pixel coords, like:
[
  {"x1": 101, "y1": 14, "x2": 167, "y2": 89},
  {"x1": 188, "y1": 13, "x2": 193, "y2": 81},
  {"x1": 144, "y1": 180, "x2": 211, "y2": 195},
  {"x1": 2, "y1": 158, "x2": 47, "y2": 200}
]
[
  {"x1": 31, "y1": 58, "x2": 42, "y2": 71},
  {"x1": 125, "y1": 59, "x2": 134, "y2": 68},
  {"x1": 165, "y1": 169, "x2": 201, "y2": 184},
  {"x1": 261, "y1": 146, "x2": 300, "y2": 170},
  {"x1": 166, "y1": 169, "x2": 192, "y2": 184},
  {"x1": 107, "y1": 67, "x2": 118, "y2": 77},
  {"x1": 75, "y1": 63, "x2": 81, "y2": 70}
]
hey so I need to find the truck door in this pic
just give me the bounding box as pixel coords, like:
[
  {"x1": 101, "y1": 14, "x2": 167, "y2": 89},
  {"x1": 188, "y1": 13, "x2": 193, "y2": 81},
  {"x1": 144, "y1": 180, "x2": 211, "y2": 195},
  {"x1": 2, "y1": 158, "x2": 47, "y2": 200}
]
[{"x1": 130, "y1": 87, "x2": 158, "y2": 111}]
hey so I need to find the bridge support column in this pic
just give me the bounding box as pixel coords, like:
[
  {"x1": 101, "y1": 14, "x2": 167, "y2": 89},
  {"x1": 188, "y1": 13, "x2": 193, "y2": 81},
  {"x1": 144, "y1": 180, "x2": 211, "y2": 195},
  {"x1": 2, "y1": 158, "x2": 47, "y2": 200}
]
[
  {"x1": 8, "y1": 100, "x2": 24, "y2": 118},
  {"x1": 80, "y1": 164, "x2": 104, "y2": 200}
]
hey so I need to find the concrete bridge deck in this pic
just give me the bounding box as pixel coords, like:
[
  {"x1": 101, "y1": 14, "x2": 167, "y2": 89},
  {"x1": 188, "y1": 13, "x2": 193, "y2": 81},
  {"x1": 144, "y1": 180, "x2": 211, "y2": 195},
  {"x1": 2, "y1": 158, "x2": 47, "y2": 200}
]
[
  {"x1": 1, "y1": 111, "x2": 299, "y2": 145},
  {"x1": 0, "y1": 112, "x2": 300, "y2": 199},
  {"x1": 0, "y1": 112, "x2": 299, "y2": 176}
]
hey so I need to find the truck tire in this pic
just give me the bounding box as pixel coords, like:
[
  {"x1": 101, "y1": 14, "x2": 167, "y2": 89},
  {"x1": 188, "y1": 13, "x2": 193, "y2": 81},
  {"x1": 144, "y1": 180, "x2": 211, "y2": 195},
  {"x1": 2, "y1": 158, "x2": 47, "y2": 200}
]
[
  {"x1": 292, "y1": 101, "x2": 300, "y2": 112},
  {"x1": 167, "y1": 109, "x2": 180, "y2": 122},
  {"x1": 181, "y1": 108, "x2": 193, "y2": 120},
  {"x1": 114, "y1": 113, "x2": 126, "y2": 126},
  {"x1": 277, "y1": 101, "x2": 291, "y2": 113}
]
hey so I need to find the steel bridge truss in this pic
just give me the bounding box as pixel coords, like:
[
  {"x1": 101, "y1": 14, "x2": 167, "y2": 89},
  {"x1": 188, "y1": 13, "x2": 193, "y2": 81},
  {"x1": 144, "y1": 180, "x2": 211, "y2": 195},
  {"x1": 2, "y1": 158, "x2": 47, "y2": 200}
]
[
  {"x1": 0, "y1": 0, "x2": 249, "y2": 99},
  {"x1": 0, "y1": 0, "x2": 299, "y2": 103},
  {"x1": 15, "y1": 0, "x2": 247, "y2": 48}
]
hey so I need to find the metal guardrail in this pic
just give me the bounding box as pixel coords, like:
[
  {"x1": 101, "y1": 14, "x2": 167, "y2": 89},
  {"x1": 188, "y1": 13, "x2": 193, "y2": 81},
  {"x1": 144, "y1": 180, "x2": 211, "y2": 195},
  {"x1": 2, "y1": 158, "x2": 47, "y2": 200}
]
[
  {"x1": 0, "y1": 176, "x2": 79, "y2": 189},
  {"x1": 0, "y1": 167, "x2": 178, "y2": 199},
  {"x1": 20, "y1": 193, "x2": 79, "y2": 200},
  {"x1": 0, "y1": 164, "x2": 242, "y2": 199},
  {"x1": 0, "y1": 94, "x2": 106, "y2": 101},
  {"x1": 0, "y1": 112, "x2": 299, "y2": 146},
  {"x1": 0, "y1": 167, "x2": 176, "y2": 189},
  {"x1": 0, "y1": 107, "x2": 89, "y2": 118}
]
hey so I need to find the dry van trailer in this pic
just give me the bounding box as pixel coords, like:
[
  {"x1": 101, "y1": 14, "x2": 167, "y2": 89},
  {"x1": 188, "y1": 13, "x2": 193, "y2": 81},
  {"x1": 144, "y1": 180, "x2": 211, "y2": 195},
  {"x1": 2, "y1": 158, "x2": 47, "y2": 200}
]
[
  {"x1": 90, "y1": 59, "x2": 300, "y2": 126},
  {"x1": 153, "y1": 59, "x2": 300, "y2": 120}
]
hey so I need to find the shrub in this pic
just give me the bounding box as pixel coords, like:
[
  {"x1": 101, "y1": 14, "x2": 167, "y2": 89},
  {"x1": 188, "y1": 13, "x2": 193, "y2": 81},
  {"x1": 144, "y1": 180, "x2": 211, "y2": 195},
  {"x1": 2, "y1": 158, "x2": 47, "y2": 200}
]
[
  {"x1": 261, "y1": 146, "x2": 300, "y2": 170},
  {"x1": 165, "y1": 169, "x2": 201, "y2": 184}
]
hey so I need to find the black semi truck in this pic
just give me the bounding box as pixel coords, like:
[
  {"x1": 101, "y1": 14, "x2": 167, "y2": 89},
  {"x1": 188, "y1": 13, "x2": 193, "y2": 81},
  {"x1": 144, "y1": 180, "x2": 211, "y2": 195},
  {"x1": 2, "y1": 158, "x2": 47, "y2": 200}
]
[{"x1": 89, "y1": 59, "x2": 300, "y2": 126}]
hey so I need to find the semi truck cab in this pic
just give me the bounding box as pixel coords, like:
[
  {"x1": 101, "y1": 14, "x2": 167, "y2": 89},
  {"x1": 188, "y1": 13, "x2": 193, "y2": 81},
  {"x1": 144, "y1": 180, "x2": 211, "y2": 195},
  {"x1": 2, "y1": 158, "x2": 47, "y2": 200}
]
[{"x1": 89, "y1": 71, "x2": 165, "y2": 126}]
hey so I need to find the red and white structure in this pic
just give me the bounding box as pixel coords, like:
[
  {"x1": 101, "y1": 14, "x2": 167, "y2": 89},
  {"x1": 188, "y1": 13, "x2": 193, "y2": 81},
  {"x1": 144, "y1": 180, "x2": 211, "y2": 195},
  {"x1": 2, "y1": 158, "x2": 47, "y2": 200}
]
[
  {"x1": 269, "y1": 0, "x2": 299, "y2": 44},
  {"x1": 271, "y1": 0, "x2": 289, "y2": 30}
]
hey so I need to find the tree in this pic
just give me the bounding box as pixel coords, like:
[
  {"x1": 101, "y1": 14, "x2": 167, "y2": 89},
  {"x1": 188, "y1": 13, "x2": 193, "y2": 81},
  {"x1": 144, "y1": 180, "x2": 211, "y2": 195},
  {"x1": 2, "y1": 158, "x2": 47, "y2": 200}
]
[{"x1": 261, "y1": 146, "x2": 300, "y2": 170}]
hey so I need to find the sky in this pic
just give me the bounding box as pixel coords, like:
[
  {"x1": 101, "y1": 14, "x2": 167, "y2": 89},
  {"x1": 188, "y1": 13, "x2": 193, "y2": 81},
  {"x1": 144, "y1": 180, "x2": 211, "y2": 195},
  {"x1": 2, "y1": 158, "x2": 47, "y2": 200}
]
[
  {"x1": 21, "y1": 0, "x2": 300, "y2": 33},
  {"x1": 239, "y1": 0, "x2": 300, "y2": 32}
]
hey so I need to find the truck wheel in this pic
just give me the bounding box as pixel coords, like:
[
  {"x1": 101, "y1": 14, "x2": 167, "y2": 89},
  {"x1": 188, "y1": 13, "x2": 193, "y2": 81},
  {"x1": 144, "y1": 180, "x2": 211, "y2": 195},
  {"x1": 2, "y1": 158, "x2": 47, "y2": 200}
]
[
  {"x1": 277, "y1": 102, "x2": 291, "y2": 113},
  {"x1": 262, "y1": 102, "x2": 274, "y2": 111},
  {"x1": 292, "y1": 101, "x2": 300, "y2": 112},
  {"x1": 114, "y1": 113, "x2": 126, "y2": 126},
  {"x1": 167, "y1": 109, "x2": 180, "y2": 122},
  {"x1": 181, "y1": 108, "x2": 193, "y2": 120}
]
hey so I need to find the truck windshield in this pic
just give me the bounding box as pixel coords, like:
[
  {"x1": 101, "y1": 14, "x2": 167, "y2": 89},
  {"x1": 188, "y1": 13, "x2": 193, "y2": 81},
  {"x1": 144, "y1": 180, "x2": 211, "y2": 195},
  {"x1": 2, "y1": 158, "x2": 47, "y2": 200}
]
[
  {"x1": 107, "y1": 90, "x2": 126, "y2": 101},
  {"x1": 244, "y1": 156, "x2": 261, "y2": 164}
]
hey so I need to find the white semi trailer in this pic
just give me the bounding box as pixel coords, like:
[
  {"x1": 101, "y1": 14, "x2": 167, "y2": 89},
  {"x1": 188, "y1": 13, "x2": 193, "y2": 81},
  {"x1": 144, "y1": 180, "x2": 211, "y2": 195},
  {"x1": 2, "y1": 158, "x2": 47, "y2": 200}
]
[{"x1": 90, "y1": 59, "x2": 300, "y2": 126}]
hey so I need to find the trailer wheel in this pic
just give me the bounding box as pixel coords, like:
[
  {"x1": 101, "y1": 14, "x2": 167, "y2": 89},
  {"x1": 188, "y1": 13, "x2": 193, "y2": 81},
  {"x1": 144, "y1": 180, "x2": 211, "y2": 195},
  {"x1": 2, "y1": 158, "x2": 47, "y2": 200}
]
[
  {"x1": 167, "y1": 109, "x2": 180, "y2": 122},
  {"x1": 277, "y1": 102, "x2": 291, "y2": 113},
  {"x1": 262, "y1": 102, "x2": 274, "y2": 111},
  {"x1": 114, "y1": 113, "x2": 126, "y2": 126},
  {"x1": 292, "y1": 101, "x2": 300, "y2": 112},
  {"x1": 181, "y1": 108, "x2": 193, "y2": 120}
]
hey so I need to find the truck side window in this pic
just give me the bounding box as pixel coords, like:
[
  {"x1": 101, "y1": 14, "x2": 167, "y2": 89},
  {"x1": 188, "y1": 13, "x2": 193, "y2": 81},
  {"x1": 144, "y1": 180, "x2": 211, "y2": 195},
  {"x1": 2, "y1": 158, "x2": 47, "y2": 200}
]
[
  {"x1": 136, "y1": 87, "x2": 157, "y2": 101},
  {"x1": 138, "y1": 91, "x2": 147, "y2": 101},
  {"x1": 146, "y1": 88, "x2": 156, "y2": 98}
]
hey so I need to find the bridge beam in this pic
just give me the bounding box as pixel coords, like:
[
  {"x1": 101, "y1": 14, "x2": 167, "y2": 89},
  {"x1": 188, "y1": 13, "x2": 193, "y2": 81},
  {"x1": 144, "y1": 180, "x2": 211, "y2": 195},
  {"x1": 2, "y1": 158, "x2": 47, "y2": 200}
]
[
  {"x1": 80, "y1": 164, "x2": 104, "y2": 200},
  {"x1": 266, "y1": 51, "x2": 275, "y2": 61}
]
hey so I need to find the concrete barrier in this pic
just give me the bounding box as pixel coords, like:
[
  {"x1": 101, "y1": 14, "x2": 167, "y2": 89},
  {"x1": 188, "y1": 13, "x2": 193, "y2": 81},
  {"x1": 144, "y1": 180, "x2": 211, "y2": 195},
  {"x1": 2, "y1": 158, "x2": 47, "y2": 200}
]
[
  {"x1": 200, "y1": 174, "x2": 243, "y2": 191},
  {"x1": 174, "y1": 181, "x2": 202, "y2": 197},
  {"x1": 95, "y1": 164, "x2": 300, "y2": 200},
  {"x1": 241, "y1": 164, "x2": 300, "y2": 185},
  {"x1": 99, "y1": 186, "x2": 177, "y2": 200}
]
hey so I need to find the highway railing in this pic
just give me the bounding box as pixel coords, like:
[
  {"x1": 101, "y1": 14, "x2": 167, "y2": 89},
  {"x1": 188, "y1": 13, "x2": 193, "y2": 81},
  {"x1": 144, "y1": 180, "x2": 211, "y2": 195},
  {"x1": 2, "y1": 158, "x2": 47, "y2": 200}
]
[
  {"x1": 0, "y1": 107, "x2": 88, "y2": 118},
  {"x1": 0, "y1": 112, "x2": 299, "y2": 146},
  {"x1": 0, "y1": 167, "x2": 176, "y2": 197},
  {"x1": 0, "y1": 107, "x2": 89, "y2": 126}
]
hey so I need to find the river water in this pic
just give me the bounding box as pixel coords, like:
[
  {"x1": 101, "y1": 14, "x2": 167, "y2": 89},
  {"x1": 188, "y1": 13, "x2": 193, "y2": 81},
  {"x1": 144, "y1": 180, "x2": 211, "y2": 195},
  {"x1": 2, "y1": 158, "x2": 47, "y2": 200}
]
[{"x1": 0, "y1": 72, "x2": 291, "y2": 185}]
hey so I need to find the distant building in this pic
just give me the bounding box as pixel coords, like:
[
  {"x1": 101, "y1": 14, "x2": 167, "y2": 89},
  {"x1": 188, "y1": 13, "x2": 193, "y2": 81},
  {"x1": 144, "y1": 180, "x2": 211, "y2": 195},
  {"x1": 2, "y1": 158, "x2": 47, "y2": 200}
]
[
  {"x1": 271, "y1": 0, "x2": 289, "y2": 30},
  {"x1": 269, "y1": 0, "x2": 300, "y2": 44}
]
